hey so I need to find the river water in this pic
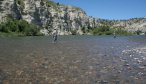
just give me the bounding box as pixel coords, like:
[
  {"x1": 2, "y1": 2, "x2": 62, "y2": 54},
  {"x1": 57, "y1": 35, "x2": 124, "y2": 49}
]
[{"x1": 0, "y1": 35, "x2": 146, "y2": 84}]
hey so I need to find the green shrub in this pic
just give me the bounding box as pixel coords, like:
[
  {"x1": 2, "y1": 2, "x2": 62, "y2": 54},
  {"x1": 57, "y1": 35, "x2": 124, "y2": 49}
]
[
  {"x1": 91, "y1": 25, "x2": 112, "y2": 35},
  {"x1": 81, "y1": 27, "x2": 86, "y2": 33},
  {"x1": 98, "y1": 26, "x2": 110, "y2": 32},
  {"x1": 16, "y1": 0, "x2": 25, "y2": 8},
  {"x1": 115, "y1": 28, "x2": 133, "y2": 35},
  {"x1": 47, "y1": 0, "x2": 57, "y2": 7},
  {"x1": 97, "y1": 32, "x2": 102, "y2": 35},
  {"x1": 92, "y1": 28, "x2": 100, "y2": 35},
  {"x1": 1, "y1": 26, "x2": 9, "y2": 33},
  {"x1": 105, "y1": 31, "x2": 113, "y2": 35},
  {"x1": 0, "y1": 18, "x2": 43, "y2": 36},
  {"x1": 24, "y1": 24, "x2": 40, "y2": 36},
  {"x1": 135, "y1": 30, "x2": 142, "y2": 35},
  {"x1": 40, "y1": 1, "x2": 45, "y2": 6},
  {"x1": 71, "y1": 30, "x2": 77, "y2": 35},
  {"x1": 88, "y1": 25, "x2": 133, "y2": 35}
]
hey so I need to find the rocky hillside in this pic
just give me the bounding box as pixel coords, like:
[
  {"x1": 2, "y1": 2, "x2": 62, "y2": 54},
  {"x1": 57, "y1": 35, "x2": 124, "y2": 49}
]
[
  {"x1": 0, "y1": 0, "x2": 146, "y2": 35},
  {"x1": 112, "y1": 18, "x2": 146, "y2": 32}
]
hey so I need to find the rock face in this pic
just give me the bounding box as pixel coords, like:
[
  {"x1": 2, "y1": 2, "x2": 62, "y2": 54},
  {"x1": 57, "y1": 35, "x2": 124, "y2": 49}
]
[
  {"x1": 0, "y1": 0, "x2": 146, "y2": 35},
  {"x1": 0, "y1": 0, "x2": 98, "y2": 35},
  {"x1": 112, "y1": 18, "x2": 146, "y2": 32}
]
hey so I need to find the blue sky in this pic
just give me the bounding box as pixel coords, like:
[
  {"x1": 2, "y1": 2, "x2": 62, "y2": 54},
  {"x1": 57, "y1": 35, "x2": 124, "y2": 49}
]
[{"x1": 53, "y1": 0, "x2": 146, "y2": 20}]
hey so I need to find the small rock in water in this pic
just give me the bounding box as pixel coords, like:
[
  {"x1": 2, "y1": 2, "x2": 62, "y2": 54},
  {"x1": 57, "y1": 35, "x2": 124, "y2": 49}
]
[
  {"x1": 137, "y1": 60, "x2": 142, "y2": 63},
  {"x1": 125, "y1": 64, "x2": 130, "y2": 66},
  {"x1": 117, "y1": 70, "x2": 122, "y2": 73},
  {"x1": 114, "y1": 80, "x2": 120, "y2": 84},
  {"x1": 138, "y1": 66, "x2": 145, "y2": 69},
  {"x1": 138, "y1": 72, "x2": 144, "y2": 76},
  {"x1": 139, "y1": 51, "x2": 142, "y2": 54},
  {"x1": 134, "y1": 58, "x2": 139, "y2": 60},
  {"x1": 88, "y1": 66, "x2": 93, "y2": 70},
  {"x1": 143, "y1": 61, "x2": 146, "y2": 66},
  {"x1": 127, "y1": 66, "x2": 132, "y2": 70},
  {"x1": 142, "y1": 57, "x2": 146, "y2": 60},
  {"x1": 99, "y1": 80, "x2": 108, "y2": 84},
  {"x1": 44, "y1": 65, "x2": 48, "y2": 69},
  {"x1": 123, "y1": 61, "x2": 129, "y2": 66},
  {"x1": 121, "y1": 58, "x2": 127, "y2": 62},
  {"x1": 129, "y1": 54, "x2": 132, "y2": 57}
]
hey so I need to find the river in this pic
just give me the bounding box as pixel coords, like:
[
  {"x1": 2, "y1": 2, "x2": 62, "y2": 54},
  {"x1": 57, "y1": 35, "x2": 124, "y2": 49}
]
[{"x1": 0, "y1": 35, "x2": 146, "y2": 84}]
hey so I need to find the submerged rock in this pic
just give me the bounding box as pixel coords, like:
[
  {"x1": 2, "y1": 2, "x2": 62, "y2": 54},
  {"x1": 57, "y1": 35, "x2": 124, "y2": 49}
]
[{"x1": 143, "y1": 61, "x2": 146, "y2": 66}]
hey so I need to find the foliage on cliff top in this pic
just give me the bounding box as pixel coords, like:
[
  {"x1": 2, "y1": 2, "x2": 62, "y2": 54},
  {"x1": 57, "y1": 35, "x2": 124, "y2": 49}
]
[{"x1": 41, "y1": 0, "x2": 58, "y2": 8}]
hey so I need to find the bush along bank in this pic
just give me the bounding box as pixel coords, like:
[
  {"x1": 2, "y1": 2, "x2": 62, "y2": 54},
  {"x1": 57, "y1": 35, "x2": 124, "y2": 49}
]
[
  {"x1": 0, "y1": 18, "x2": 43, "y2": 37},
  {"x1": 85, "y1": 25, "x2": 134, "y2": 36}
]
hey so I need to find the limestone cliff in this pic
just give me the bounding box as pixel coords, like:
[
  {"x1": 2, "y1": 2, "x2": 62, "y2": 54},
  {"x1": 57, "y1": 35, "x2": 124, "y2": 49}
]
[
  {"x1": 112, "y1": 18, "x2": 146, "y2": 32},
  {"x1": 0, "y1": 0, "x2": 146, "y2": 35},
  {"x1": 0, "y1": 0, "x2": 98, "y2": 35}
]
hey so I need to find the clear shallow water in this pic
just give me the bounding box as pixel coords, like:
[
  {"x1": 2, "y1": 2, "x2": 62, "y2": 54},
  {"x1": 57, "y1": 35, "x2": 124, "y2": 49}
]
[{"x1": 0, "y1": 35, "x2": 146, "y2": 84}]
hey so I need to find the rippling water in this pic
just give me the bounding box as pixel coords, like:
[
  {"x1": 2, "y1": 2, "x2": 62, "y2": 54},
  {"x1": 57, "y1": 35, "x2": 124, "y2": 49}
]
[{"x1": 0, "y1": 35, "x2": 146, "y2": 84}]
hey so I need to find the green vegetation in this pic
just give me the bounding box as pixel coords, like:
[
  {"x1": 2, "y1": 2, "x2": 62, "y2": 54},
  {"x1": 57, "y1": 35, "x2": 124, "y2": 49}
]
[
  {"x1": 135, "y1": 30, "x2": 142, "y2": 35},
  {"x1": 40, "y1": 1, "x2": 45, "y2": 6},
  {"x1": 71, "y1": 29, "x2": 77, "y2": 35},
  {"x1": 115, "y1": 28, "x2": 133, "y2": 35},
  {"x1": 16, "y1": 0, "x2": 25, "y2": 8},
  {"x1": 88, "y1": 26, "x2": 113, "y2": 35},
  {"x1": 0, "y1": 18, "x2": 43, "y2": 37},
  {"x1": 81, "y1": 27, "x2": 86, "y2": 34},
  {"x1": 85, "y1": 26, "x2": 134, "y2": 36},
  {"x1": 40, "y1": 0, "x2": 60, "y2": 11},
  {"x1": 46, "y1": 0, "x2": 58, "y2": 8}
]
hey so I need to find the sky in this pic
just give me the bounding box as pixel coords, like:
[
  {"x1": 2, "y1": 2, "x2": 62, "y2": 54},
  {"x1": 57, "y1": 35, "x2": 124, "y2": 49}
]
[{"x1": 53, "y1": 0, "x2": 146, "y2": 20}]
